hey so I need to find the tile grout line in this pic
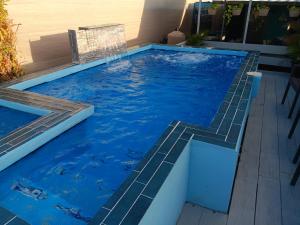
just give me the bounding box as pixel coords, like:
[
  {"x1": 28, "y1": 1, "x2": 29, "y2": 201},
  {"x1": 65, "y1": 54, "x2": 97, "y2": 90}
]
[
  {"x1": 0, "y1": 87, "x2": 92, "y2": 161},
  {"x1": 102, "y1": 53, "x2": 258, "y2": 224},
  {"x1": 3, "y1": 216, "x2": 16, "y2": 225},
  {"x1": 216, "y1": 54, "x2": 251, "y2": 135},
  {"x1": 225, "y1": 73, "x2": 250, "y2": 142},
  {"x1": 98, "y1": 121, "x2": 181, "y2": 224},
  {"x1": 117, "y1": 128, "x2": 187, "y2": 225}
]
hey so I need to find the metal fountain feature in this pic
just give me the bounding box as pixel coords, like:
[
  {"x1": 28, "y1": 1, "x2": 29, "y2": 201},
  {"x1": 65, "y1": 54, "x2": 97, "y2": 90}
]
[{"x1": 68, "y1": 24, "x2": 127, "y2": 64}]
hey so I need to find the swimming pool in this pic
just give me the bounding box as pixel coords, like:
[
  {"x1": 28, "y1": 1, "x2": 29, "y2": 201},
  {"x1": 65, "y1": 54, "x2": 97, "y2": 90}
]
[
  {"x1": 0, "y1": 46, "x2": 251, "y2": 225},
  {"x1": 0, "y1": 106, "x2": 39, "y2": 138}
]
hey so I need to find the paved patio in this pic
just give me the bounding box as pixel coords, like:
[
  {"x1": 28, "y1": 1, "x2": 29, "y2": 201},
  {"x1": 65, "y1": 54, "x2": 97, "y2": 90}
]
[{"x1": 177, "y1": 71, "x2": 300, "y2": 225}]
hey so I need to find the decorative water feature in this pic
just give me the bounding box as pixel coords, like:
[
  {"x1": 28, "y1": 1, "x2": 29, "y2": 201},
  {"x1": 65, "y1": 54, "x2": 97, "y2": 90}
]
[{"x1": 68, "y1": 24, "x2": 127, "y2": 64}]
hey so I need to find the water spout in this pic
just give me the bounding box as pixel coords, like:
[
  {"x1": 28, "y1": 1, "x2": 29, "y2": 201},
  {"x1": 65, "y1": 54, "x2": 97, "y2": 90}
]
[{"x1": 68, "y1": 24, "x2": 127, "y2": 64}]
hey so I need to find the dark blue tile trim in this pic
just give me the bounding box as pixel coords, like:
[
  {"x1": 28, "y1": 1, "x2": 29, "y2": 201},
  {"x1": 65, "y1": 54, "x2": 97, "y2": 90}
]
[
  {"x1": 88, "y1": 51, "x2": 259, "y2": 225},
  {"x1": 0, "y1": 207, "x2": 30, "y2": 225},
  {"x1": 89, "y1": 121, "x2": 191, "y2": 225},
  {"x1": 103, "y1": 182, "x2": 145, "y2": 225},
  {"x1": 0, "y1": 88, "x2": 92, "y2": 160},
  {"x1": 120, "y1": 195, "x2": 152, "y2": 225},
  {"x1": 0, "y1": 48, "x2": 259, "y2": 225}
]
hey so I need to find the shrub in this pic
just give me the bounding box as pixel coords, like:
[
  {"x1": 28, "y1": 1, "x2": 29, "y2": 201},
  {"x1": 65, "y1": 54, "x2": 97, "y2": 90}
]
[
  {"x1": 224, "y1": 3, "x2": 244, "y2": 25},
  {"x1": 284, "y1": 22, "x2": 300, "y2": 63},
  {"x1": 210, "y1": 3, "x2": 219, "y2": 10},
  {"x1": 0, "y1": 0, "x2": 22, "y2": 82},
  {"x1": 186, "y1": 31, "x2": 208, "y2": 47},
  {"x1": 253, "y1": 3, "x2": 270, "y2": 11}
]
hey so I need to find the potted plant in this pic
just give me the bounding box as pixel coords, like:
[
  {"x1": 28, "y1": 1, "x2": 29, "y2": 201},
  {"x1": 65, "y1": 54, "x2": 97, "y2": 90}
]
[
  {"x1": 288, "y1": 39, "x2": 300, "y2": 64},
  {"x1": 224, "y1": 4, "x2": 244, "y2": 25},
  {"x1": 284, "y1": 22, "x2": 300, "y2": 64},
  {"x1": 208, "y1": 3, "x2": 219, "y2": 16},
  {"x1": 288, "y1": 5, "x2": 300, "y2": 18},
  {"x1": 232, "y1": 3, "x2": 244, "y2": 16},
  {"x1": 254, "y1": 3, "x2": 270, "y2": 17}
]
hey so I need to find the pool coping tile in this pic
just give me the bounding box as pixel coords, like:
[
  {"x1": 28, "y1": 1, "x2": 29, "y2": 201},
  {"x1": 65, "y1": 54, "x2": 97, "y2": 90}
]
[
  {"x1": 0, "y1": 45, "x2": 259, "y2": 225},
  {"x1": 0, "y1": 207, "x2": 30, "y2": 225},
  {"x1": 90, "y1": 121, "x2": 191, "y2": 225},
  {"x1": 0, "y1": 88, "x2": 93, "y2": 162},
  {"x1": 88, "y1": 51, "x2": 259, "y2": 225}
]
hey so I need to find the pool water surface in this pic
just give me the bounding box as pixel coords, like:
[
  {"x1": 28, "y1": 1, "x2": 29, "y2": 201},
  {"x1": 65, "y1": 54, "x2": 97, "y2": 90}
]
[
  {"x1": 0, "y1": 106, "x2": 39, "y2": 139},
  {"x1": 0, "y1": 49, "x2": 245, "y2": 224}
]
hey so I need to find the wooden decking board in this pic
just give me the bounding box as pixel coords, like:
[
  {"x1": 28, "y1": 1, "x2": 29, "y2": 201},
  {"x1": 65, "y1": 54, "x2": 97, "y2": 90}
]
[
  {"x1": 255, "y1": 73, "x2": 281, "y2": 225},
  {"x1": 241, "y1": 106, "x2": 263, "y2": 155},
  {"x1": 280, "y1": 173, "x2": 300, "y2": 225},
  {"x1": 236, "y1": 151, "x2": 259, "y2": 179},
  {"x1": 260, "y1": 76, "x2": 279, "y2": 156},
  {"x1": 276, "y1": 74, "x2": 297, "y2": 175},
  {"x1": 227, "y1": 177, "x2": 257, "y2": 225},
  {"x1": 258, "y1": 152, "x2": 280, "y2": 179},
  {"x1": 275, "y1": 74, "x2": 300, "y2": 225},
  {"x1": 177, "y1": 71, "x2": 300, "y2": 225},
  {"x1": 198, "y1": 208, "x2": 227, "y2": 225},
  {"x1": 176, "y1": 203, "x2": 203, "y2": 225},
  {"x1": 255, "y1": 176, "x2": 282, "y2": 225}
]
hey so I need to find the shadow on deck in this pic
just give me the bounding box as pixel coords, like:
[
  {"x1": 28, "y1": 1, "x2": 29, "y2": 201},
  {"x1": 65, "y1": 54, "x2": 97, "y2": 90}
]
[{"x1": 177, "y1": 71, "x2": 300, "y2": 225}]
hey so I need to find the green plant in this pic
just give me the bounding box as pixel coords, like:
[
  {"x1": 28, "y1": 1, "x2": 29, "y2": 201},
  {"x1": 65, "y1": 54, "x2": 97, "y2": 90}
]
[
  {"x1": 232, "y1": 3, "x2": 244, "y2": 10},
  {"x1": 288, "y1": 40, "x2": 300, "y2": 63},
  {"x1": 224, "y1": 4, "x2": 244, "y2": 25},
  {"x1": 284, "y1": 22, "x2": 300, "y2": 63},
  {"x1": 288, "y1": 5, "x2": 300, "y2": 10},
  {"x1": 224, "y1": 5, "x2": 233, "y2": 25},
  {"x1": 186, "y1": 31, "x2": 208, "y2": 47},
  {"x1": 0, "y1": 0, "x2": 23, "y2": 82},
  {"x1": 210, "y1": 3, "x2": 219, "y2": 10},
  {"x1": 253, "y1": 3, "x2": 269, "y2": 11}
]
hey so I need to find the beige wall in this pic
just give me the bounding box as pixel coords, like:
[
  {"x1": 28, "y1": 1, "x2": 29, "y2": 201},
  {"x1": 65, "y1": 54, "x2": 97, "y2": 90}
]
[{"x1": 7, "y1": 0, "x2": 194, "y2": 74}]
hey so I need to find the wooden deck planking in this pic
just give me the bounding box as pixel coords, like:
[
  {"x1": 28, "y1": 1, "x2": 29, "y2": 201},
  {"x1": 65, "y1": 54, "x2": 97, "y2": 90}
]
[
  {"x1": 255, "y1": 176, "x2": 282, "y2": 225},
  {"x1": 276, "y1": 73, "x2": 300, "y2": 225},
  {"x1": 280, "y1": 173, "x2": 300, "y2": 225},
  {"x1": 198, "y1": 208, "x2": 227, "y2": 225},
  {"x1": 177, "y1": 71, "x2": 300, "y2": 225},
  {"x1": 177, "y1": 203, "x2": 203, "y2": 225},
  {"x1": 276, "y1": 75, "x2": 297, "y2": 175},
  {"x1": 255, "y1": 74, "x2": 281, "y2": 225},
  {"x1": 226, "y1": 176, "x2": 257, "y2": 225}
]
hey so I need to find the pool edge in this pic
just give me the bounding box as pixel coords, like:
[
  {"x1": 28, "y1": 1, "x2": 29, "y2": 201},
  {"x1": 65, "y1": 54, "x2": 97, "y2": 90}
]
[
  {"x1": 0, "y1": 45, "x2": 259, "y2": 225},
  {"x1": 88, "y1": 50, "x2": 260, "y2": 225}
]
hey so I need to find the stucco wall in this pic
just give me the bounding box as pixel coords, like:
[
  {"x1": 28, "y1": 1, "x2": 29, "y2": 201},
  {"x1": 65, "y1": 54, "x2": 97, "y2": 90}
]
[{"x1": 7, "y1": 0, "x2": 194, "y2": 74}]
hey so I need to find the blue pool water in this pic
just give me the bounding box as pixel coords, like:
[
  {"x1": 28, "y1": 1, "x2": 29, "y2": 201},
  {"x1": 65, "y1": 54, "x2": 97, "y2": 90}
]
[
  {"x1": 0, "y1": 49, "x2": 245, "y2": 224},
  {"x1": 0, "y1": 106, "x2": 39, "y2": 138}
]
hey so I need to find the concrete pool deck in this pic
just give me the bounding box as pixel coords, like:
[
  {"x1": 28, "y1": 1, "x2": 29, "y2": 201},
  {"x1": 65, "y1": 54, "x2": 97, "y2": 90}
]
[{"x1": 177, "y1": 71, "x2": 300, "y2": 225}]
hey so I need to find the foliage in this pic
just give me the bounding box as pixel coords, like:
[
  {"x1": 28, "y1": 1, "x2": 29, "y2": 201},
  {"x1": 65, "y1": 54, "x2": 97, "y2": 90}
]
[
  {"x1": 288, "y1": 5, "x2": 300, "y2": 10},
  {"x1": 224, "y1": 4, "x2": 244, "y2": 26},
  {"x1": 288, "y1": 39, "x2": 300, "y2": 63},
  {"x1": 232, "y1": 3, "x2": 244, "y2": 10},
  {"x1": 0, "y1": 0, "x2": 22, "y2": 82},
  {"x1": 209, "y1": 3, "x2": 219, "y2": 10},
  {"x1": 186, "y1": 31, "x2": 208, "y2": 47},
  {"x1": 253, "y1": 3, "x2": 270, "y2": 12},
  {"x1": 284, "y1": 22, "x2": 300, "y2": 63},
  {"x1": 224, "y1": 5, "x2": 233, "y2": 26}
]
